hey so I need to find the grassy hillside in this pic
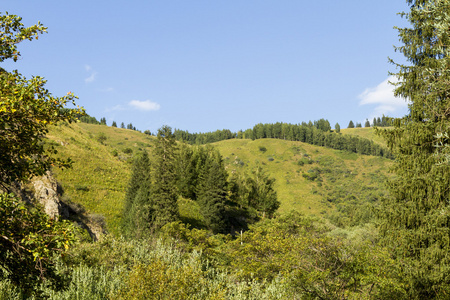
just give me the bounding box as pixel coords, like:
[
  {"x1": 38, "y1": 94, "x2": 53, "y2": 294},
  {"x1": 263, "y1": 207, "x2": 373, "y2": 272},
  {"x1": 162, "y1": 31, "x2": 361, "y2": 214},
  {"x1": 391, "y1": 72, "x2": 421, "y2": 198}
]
[
  {"x1": 340, "y1": 127, "x2": 387, "y2": 147},
  {"x1": 213, "y1": 138, "x2": 391, "y2": 222},
  {"x1": 46, "y1": 123, "x2": 391, "y2": 234},
  {"x1": 46, "y1": 122, "x2": 155, "y2": 234}
]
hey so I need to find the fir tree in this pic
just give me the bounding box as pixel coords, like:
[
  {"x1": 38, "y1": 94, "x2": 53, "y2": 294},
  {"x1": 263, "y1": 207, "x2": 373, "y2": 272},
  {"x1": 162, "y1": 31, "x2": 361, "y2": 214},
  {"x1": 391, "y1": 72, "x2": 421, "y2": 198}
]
[
  {"x1": 197, "y1": 148, "x2": 228, "y2": 233},
  {"x1": 112, "y1": 121, "x2": 117, "y2": 127},
  {"x1": 122, "y1": 152, "x2": 152, "y2": 238},
  {"x1": 364, "y1": 119, "x2": 370, "y2": 128},
  {"x1": 347, "y1": 120, "x2": 355, "y2": 128},
  {"x1": 379, "y1": 0, "x2": 450, "y2": 297},
  {"x1": 151, "y1": 126, "x2": 179, "y2": 229}
]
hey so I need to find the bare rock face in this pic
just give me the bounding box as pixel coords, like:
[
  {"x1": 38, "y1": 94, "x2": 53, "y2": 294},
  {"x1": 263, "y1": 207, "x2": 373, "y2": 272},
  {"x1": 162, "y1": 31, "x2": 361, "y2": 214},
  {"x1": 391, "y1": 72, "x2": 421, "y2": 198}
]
[{"x1": 31, "y1": 171, "x2": 65, "y2": 219}]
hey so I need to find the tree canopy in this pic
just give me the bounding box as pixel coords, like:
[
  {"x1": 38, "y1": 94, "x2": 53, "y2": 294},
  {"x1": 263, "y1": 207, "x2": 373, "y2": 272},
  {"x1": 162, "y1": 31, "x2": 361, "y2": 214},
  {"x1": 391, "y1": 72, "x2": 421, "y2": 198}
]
[
  {"x1": 0, "y1": 13, "x2": 83, "y2": 189},
  {"x1": 379, "y1": 0, "x2": 450, "y2": 297},
  {"x1": 0, "y1": 12, "x2": 84, "y2": 295}
]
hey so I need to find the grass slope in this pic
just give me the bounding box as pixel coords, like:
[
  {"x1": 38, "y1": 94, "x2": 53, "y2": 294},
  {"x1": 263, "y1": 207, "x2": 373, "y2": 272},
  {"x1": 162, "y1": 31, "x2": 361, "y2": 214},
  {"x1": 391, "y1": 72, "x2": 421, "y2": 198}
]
[
  {"x1": 340, "y1": 127, "x2": 387, "y2": 147},
  {"x1": 213, "y1": 138, "x2": 391, "y2": 219},
  {"x1": 46, "y1": 123, "x2": 391, "y2": 234},
  {"x1": 46, "y1": 122, "x2": 154, "y2": 235}
]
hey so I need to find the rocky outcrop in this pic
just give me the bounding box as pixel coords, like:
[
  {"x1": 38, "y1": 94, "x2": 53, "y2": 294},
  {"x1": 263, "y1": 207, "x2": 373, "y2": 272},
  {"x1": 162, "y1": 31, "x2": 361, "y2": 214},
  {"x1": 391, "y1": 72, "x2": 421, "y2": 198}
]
[
  {"x1": 29, "y1": 171, "x2": 107, "y2": 241},
  {"x1": 31, "y1": 171, "x2": 67, "y2": 219}
]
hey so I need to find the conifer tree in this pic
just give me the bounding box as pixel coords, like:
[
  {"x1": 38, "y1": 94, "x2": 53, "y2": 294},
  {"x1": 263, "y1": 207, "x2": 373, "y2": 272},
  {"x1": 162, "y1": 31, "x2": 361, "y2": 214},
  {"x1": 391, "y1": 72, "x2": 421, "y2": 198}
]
[
  {"x1": 364, "y1": 119, "x2": 370, "y2": 128},
  {"x1": 379, "y1": 0, "x2": 450, "y2": 297},
  {"x1": 176, "y1": 143, "x2": 198, "y2": 200},
  {"x1": 122, "y1": 151, "x2": 152, "y2": 238},
  {"x1": 197, "y1": 148, "x2": 228, "y2": 233},
  {"x1": 151, "y1": 126, "x2": 179, "y2": 229},
  {"x1": 347, "y1": 120, "x2": 355, "y2": 128}
]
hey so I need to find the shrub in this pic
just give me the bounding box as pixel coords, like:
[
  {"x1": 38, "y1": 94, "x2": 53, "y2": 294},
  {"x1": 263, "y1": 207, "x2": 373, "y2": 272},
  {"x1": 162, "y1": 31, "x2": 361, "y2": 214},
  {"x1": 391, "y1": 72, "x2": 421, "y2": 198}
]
[{"x1": 96, "y1": 132, "x2": 107, "y2": 145}]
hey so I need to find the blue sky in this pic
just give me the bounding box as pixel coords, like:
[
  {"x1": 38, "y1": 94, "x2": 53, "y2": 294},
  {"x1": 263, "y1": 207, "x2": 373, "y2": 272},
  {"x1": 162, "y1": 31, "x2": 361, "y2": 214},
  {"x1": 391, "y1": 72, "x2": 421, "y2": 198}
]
[{"x1": 3, "y1": 1, "x2": 410, "y2": 133}]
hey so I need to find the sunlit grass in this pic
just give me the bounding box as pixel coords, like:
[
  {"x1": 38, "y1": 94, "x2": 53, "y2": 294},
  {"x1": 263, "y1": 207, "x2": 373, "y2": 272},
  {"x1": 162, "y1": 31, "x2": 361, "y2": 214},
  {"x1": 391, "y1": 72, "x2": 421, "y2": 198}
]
[{"x1": 46, "y1": 123, "x2": 392, "y2": 234}]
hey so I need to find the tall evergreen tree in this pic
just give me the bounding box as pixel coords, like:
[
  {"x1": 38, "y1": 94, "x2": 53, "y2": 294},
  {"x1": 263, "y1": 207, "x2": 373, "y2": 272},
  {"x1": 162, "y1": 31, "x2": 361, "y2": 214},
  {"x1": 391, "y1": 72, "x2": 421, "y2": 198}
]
[
  {"x1": 379, "y1": 0, "x2": 450, "y2": 297},
  {"x1": 176, "y1": 143, "x2": 198, "y2": 200},
  {"x1": 122, "y1": 152, "x2": 152, "y2": 238},
  {"x1": 151, "y1": 126, "x2": 179, "y2": 229},
  {"x1": 347, "y1": 120, "x2": 355, "y2": 128},
  {"x1": 111, "y1": 121, "x2": 117, "y2": 127},
  {"x1": 197, "y1": 148, "x2": 228, "y2": 233},
  {"x1": 364, "y1": 119, "x2": 370, "y2": 128}
]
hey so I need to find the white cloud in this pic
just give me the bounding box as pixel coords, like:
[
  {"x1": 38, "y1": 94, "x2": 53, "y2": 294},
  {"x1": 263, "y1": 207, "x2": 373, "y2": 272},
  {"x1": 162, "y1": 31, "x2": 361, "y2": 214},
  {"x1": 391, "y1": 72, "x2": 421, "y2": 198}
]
[
  {"x1": 129, "y1": 100, "x2": 161, "y2": 111},
  {"x1": 359, "y1": 76, "x2": 409, "y2": 117},
  {"x1": 84, "y1": 64, "x2": 97, "y2": 83},
  {"x1": 85, "y1": 72, "x2": 97, "y2": 83}
]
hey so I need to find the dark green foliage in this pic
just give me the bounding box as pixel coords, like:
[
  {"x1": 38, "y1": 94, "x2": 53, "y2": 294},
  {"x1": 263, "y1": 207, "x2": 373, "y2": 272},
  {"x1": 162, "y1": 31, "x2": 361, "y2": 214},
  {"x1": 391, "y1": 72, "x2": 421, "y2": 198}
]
[
  {"x1": 229, "y1": 166, "x2": 279, "y2": 219},
  {"x1": 111, "y1": 121, "x2": 117, "y2": 127},
  {"x1": 378, "y1": 0, "x2": 450, "y2": 297},
  {"x1": 356, "y1": 122, "x2": 362, "y2": 128},
  {"x1": 100, "y1": 117, "x2": 107, "y2": 125},
  {"x1": 151, "y1": 126, "x2": 179, "y2": 229},
  {"x1": 122, "y1": 152, "x2": 153, "y2": 238},
  {"x1": 143, "y1": 129, "x2": 151, "y2": 135},
  {"x1": 120, "y1": 122, "x2": 125, "y2": 129},
  {"x1": 174, "y1": 128, "x2": 235, "y2": 144},
  {"x1": 258, "y1": 146, "x2": 267, "y2": 152},
  {"x1": 365, "y1": 119, "x2": 370, "y2": 127},
  {"x1": 79, "y1": 114, "x2": 100, "y2": 124},
  {"x1": 197, "y1": 148, "x2": 228, "y2": 233},
  {"x1": 173, "y1": 120, "x2": 391, "y2": 158},
  {"x1": 123, "y1": 148, "x2": 133, "y2": 154},
  {"x1": 0, "y1": 193, "x2": 77, "y2": 295},
  {"x1": 348, "y1": 120, "x2": 355, "y2": 128},
  {"x1": 335, "y1": 122, "x2": 340, "y2": 133},
  {"x1": 175, "y1": 143, "x2": 198, "y2": 200},
  {"x1": 96, "y1": 132, "x2": 107, "y2": 144},
  {"x1": 314, "y1": 118, "x2": 331, "y2": 131}
]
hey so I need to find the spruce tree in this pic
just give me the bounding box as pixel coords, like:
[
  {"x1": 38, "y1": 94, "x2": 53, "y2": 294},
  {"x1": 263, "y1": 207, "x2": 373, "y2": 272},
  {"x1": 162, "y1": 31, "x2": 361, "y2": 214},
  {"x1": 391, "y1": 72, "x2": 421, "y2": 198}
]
[
  {"x1": 151, "y1": 126, "x2": 179, "y2": 229},
  {"x1": 379, "y1": 0, "x2": 450, "y2": 297},
  {"x1": 364, "y1": 119, "x2": 370, "y2": 128},
  {"x1": 197, "y1": 148, "x2": 228, "y2": 233},
  {"x1": 347, "y1": 120, "x2": 355, "y2": 128},
  {"x1": 122, "y1": 152, "x2": 152, "y2": 238}
]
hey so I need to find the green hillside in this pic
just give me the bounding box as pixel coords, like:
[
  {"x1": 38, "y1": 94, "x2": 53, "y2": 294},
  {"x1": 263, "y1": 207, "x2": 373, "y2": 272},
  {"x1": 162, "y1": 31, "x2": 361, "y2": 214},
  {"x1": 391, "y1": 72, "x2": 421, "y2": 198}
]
[
  {"x1": 46, "y1": 122, "x2": 391, "y2": 234},
  {"x1": 46, "y1": 122, "x2": 155, "y2": 234},
  {"x1": 340, "y1": 127, "x2": 388, "y2": 147},
  {"x1": 213, "y1": 138, "x2": 391, "y2": 224}
]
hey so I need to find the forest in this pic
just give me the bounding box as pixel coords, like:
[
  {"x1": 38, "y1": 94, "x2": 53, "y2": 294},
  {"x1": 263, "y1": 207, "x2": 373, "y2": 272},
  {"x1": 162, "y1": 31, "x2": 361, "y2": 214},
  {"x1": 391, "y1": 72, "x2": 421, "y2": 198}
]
[{"x1": 1, "y1": 0, "x2": 450, "y2": 299}]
